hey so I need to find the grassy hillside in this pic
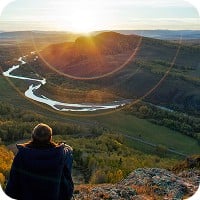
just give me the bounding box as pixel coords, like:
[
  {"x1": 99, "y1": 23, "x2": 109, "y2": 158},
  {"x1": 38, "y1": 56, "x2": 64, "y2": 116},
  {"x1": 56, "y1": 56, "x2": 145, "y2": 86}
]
[
  {"x1": 94, "y1": 112, "x2": 200, "y2": 155},
  {"x1": 0, "y1": 76, "x2": 199, "y2": 156},
  {"x1": 0, "y1": 34, "x2": 200, "y2": 186},
  {"x1": 0, "y1": 82, "x2": 199, "y2": 186},
  {"x1": 0, "y1": 37, "x2": 200, "y2": 156},
  {"x1": 34, "y1": 32, "x2": 200, "y2": 114}
]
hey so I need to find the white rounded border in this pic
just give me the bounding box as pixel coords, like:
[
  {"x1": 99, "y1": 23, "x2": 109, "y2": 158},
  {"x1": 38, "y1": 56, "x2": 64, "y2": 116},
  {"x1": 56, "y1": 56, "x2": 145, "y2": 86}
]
[
  {"x1": 0, "y1": 186, "x2": 15, "y2": 200},
  {"x1": 0, "y1": 0, "x2": 199, "y2": 199},
  {"x1": 186, "y1": 185, "x2": 200, "y2": 200}
]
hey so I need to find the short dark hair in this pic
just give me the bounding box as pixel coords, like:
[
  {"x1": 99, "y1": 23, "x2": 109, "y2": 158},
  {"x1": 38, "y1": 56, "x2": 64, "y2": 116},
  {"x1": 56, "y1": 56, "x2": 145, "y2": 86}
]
[{"x1": 32, "y1": 123, "x2": 52, "y2": 143}]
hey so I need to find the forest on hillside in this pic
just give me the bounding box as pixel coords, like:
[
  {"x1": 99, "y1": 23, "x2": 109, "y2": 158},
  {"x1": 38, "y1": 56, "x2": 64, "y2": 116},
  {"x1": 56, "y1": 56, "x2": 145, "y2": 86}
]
[
  {"x1": 0, "y1": 33, "x2": 199, "y2": 187},
  {"x1": 0, "y1": 101, "x2": 182, "y2": 185}
]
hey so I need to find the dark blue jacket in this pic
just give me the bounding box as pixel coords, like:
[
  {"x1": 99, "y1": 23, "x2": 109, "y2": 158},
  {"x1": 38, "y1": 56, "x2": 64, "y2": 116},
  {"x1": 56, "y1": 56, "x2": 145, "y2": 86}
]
[{"x1": 5, "y1": 142, "x2": 73, "y2": 200}]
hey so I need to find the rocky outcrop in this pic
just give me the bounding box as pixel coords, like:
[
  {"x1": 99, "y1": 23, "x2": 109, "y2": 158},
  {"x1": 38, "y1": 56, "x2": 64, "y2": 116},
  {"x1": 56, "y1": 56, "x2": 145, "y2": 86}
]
[{"x1": 74, "y1": 168, "x2": 200, "y2": 200}]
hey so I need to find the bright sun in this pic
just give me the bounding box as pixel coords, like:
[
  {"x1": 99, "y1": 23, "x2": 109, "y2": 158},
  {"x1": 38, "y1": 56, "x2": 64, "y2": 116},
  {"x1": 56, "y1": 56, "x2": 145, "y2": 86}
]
[
  {"x1": 61, "y1": 1, "x2": 102, "y2": 33},
  {"x1": 69, "y1": 8, "x2": 98, "y2": 33}
]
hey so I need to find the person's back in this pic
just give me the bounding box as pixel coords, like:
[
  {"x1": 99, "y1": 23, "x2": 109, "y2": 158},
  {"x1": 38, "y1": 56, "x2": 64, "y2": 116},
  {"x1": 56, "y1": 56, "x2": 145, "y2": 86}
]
[{"x1": 5, "y1": 123, "x2": 74, "y2": 200}]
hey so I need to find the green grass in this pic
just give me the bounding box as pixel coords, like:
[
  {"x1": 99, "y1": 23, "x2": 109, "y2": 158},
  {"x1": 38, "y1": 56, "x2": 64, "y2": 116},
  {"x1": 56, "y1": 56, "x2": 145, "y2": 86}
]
[
  {"x1": 0, "y1": 76, "x2": 98, "y2": 126},
  {"x1": 0, "y1": 78, "x2": 26, "y2": 110},
  {"x1": 0, "y1": 76, "x2": 200, "y2": 156},
  {"x1": 94, "y1": 111, "x2": 200, "y2": 155},
  {"x1": 0, "y1": 77, "x2": 51, "y2": 114}
]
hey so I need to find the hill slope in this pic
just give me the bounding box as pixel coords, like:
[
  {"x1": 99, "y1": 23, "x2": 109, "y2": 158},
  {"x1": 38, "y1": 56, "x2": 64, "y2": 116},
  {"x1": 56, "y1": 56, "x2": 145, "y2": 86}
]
[
  {"x1": 41, "y1": 32, "x2": 141, "y2": 77},
  {"x1": 38, "y1": 32, "x2": 200, "y2": 114}
]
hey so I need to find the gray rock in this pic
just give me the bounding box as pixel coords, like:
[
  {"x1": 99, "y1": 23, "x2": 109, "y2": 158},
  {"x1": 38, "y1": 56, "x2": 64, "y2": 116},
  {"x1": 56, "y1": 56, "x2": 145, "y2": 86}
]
[{"x1": 74, "y1": 168, "x2": 199, "y2": 200}]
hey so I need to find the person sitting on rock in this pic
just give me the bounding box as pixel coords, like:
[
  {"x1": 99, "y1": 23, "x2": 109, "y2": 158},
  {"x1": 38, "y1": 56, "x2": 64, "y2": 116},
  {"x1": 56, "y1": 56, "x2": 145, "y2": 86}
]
[{"x1": 5, "y1": 123, "x2": 74, "y2": 200}]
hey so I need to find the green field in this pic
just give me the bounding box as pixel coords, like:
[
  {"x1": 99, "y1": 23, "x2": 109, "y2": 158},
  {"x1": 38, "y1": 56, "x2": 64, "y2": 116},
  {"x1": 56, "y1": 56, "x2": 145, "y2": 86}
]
[
  {"x1": 94, "y1": 112, "x2": 200, "y2": 155},
  {"x1": 1, "y1": 75, "x2": 200, "y2": 156}
]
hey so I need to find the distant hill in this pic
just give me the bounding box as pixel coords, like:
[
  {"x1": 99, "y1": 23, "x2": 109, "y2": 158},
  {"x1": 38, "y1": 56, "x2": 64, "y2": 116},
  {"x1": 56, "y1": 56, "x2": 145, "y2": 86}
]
[
  {"x1": 0, "y1": 31, "x2": 79, "y2": 47},
  {"x1": 0, "y1": 31, "x2": 44, "y2": 39},
  {"x1": 94, "y1": 30, "x2": 200, "y2": 40},
  {"x1": 39, "y1": 31, "x2": 200, "y2": 113},
  {"x1": 41, "y1": 32, "x2": 141, "y2": 77},
  {"x1": 0, "y1": 31, "x2": 75, "y2": 39},
  {"x1": 1, "y1": 30, "x2": 199, "y2": 40}
]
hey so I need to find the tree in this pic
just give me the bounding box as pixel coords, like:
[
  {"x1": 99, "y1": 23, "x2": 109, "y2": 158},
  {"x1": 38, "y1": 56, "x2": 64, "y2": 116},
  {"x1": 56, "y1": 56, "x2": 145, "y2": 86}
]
[
  {"x1": 114, "y1": 169, "x2": 123, "y2": 182},
  {"x1": 90, "y1": 170, "x2": 107, "y2": 184},
  {"x1": 155, "y1": 144, "x2": 167, "y2": 156},
  {"x1": 0, "y1": 145, "x2": 14, "y2": 188},
  {"x1": 196, "y1": 133, "x2": 200, "y2": 145},
  {"x1": 0, "y1": 173, "x2": 5, "y2": 187},
  {"x1": 138, "y1": 105, "x2": 150, "y2": 117}
]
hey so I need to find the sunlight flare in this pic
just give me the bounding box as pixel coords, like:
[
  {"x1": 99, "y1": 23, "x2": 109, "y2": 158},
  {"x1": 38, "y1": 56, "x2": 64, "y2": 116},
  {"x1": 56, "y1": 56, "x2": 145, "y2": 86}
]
[{"x1": 60, "y1": 0, "x2": 103, "y2": 33}]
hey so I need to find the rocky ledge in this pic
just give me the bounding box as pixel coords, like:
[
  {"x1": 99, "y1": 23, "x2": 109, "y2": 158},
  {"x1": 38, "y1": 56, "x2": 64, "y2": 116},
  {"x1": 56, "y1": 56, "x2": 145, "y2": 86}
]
[{"x1": 74, "y1": 168, "x2": 200, "y2": 200}]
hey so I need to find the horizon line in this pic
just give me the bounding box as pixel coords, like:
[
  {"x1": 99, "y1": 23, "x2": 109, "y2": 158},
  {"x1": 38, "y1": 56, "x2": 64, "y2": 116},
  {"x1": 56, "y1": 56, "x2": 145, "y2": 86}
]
[{"x1": 1, "y1": 29, "x2": 200, "y2": 33}]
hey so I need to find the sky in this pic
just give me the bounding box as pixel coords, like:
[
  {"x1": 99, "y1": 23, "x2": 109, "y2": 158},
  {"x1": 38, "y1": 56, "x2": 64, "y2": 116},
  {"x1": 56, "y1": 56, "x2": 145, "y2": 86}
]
[{"x1": 0, "y1": 0, "x2": 199, "y2": 32}]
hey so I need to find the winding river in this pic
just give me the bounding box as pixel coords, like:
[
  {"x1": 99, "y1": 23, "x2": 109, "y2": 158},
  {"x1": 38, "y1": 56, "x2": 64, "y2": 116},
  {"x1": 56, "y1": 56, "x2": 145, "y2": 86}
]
[{"x1": 2, "y1": 54, "x2": 129, "y2": 112}]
